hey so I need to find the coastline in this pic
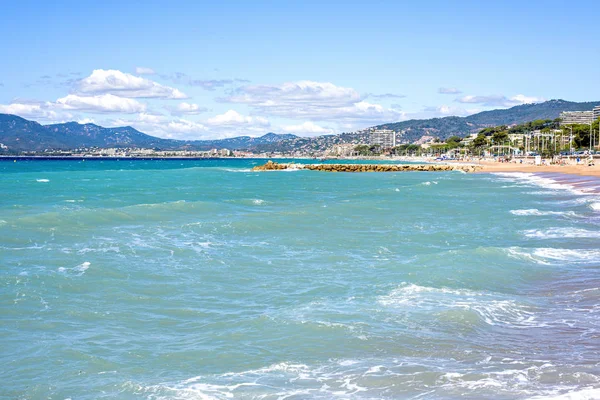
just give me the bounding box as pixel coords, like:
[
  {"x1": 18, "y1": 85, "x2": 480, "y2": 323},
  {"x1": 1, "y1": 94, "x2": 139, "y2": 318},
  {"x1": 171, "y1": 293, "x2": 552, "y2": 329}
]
[
  {"x1": 5, "y1": 154, "x2": 600, "y2": 180},
  {"x1": 473, "y1": 160, "x2": 600, "y2": 178}
]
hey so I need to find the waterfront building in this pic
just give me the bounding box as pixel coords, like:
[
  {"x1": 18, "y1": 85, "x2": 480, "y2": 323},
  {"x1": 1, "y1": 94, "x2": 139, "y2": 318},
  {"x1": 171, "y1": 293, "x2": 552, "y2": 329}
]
[
  {"x1": 326, "y1": 144, "x2": 356, "y2": 157},
  {"x1": 508, "y1": 133, "x2": 525, "y2": 147},
  {"x1": 460, "y1": 133, "x2": 478, "y2": 146},
  {"x1": 594, "y1": 106, "x2": 600, "y2": 120},
  {"x1": 560, "y1": 111, "x2": 594, "y2": 125},
  {"x1": 370, "y1": 129, "x2": 396, "y2": 149}
]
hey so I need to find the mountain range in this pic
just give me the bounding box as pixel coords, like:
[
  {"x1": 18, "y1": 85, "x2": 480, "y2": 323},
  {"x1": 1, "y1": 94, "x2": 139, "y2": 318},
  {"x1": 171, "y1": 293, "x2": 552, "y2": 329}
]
[
  {"x1": 375, "y1": 99, "x2": 600, "y2": 142},
  {"x1": 1, "y1": 99, "x2": 599, "y2": 153},
  {"x1": 0, "y1": 114, "x2": 298, "y2": 152}
]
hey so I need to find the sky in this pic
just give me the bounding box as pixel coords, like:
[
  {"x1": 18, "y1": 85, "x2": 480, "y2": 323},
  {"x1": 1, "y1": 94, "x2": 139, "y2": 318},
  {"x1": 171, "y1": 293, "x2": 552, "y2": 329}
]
[{"x1": 0, "y1": 0, "x2": 599, "y2": 140}]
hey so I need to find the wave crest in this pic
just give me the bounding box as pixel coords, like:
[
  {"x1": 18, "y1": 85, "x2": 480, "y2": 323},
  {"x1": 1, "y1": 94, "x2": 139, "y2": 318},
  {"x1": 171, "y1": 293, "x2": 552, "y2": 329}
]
[{"x1": 378, "y1": 283, "x2": 542, "y2": 328}]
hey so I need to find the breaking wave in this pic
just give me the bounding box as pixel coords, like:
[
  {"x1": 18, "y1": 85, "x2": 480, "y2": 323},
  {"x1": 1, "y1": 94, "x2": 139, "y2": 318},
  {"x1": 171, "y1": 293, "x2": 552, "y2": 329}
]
[
  {"x1": 523, "y1": 228, "x2": 600, "y2": 239},
  {"x1": 378, "y1": 283, "x2": 542, "y2": 328},
  {"x1": 510, "y1": 209, "x2": 579, "y2": 217}
]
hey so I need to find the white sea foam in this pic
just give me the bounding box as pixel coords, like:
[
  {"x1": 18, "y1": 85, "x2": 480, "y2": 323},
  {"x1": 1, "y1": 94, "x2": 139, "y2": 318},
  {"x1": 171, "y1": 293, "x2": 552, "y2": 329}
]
[
  {"x1": 508, "y1": 247, "x2": 600, "y2": 265},
  {"x1": 219, "y1": 168, "x2": 253, "y2": 173},
  {"x1": 379, "y1": 283, "x2": 542, "y2": 327},
  {"x1": 128, "y1": 360, "x2": 376, "y2": 400},
  {"x1": 252, "y1": 199, "x2": 265, "y2": 205},
  {"x1": 125, "y1": 358, "x2": 592, "y2": 400},
  {"x1": 36, "y1": 178, "x2": 50, "y2": 182},
  {"x1": 58, "y1": 261, "x2": 90, "y2": 276},
  {"x1": 510, "y1": 209, "x2": 579, "y2": 217},
  {"x1": 589, "y1": 202, "x2": 600, "y2": 211},
  {"x1": 533, "y1": 248, "x2": 600, "y2": 262},
  {"x1": 435, "y1": 362, "x2": 590, "y2": 396},
  {"x1": 1, "y1": 244, "x2": 45, "y2": 251},
  {"x1": 78, "y1": 246, "x2": 121, "y2": 254},
  {"x1": 528, "y1": 388, "x2": 600, "y2": 400},
  {"x1": 493, "y1": 172, "x2": 593, "y2": 196},
  {"x1": 523, "y1": 228, "x2": 600, "y2": 239}
]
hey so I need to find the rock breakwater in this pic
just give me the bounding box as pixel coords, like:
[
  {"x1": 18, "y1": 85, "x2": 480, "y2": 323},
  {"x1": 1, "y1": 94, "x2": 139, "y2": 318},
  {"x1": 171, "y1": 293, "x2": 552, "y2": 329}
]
[{"x1": 252, "y1": 161, "x2": 482, "y2": 173}]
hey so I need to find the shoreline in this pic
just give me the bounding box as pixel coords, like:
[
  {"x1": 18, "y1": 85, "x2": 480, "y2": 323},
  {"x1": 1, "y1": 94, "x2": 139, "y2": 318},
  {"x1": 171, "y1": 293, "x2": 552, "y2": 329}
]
[
  {"x1": 472, "y1": 160, "x2": 600, "y2": 178},
  {"x1": 5, "y1": 155, "x2": 600, "y2": 180}
]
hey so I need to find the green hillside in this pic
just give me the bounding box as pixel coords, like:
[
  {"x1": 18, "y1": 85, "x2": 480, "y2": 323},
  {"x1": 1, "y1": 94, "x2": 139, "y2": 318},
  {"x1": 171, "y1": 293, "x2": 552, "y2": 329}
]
[{"x1": 375, "y1": 99, "x2": 600, "y2": 142}]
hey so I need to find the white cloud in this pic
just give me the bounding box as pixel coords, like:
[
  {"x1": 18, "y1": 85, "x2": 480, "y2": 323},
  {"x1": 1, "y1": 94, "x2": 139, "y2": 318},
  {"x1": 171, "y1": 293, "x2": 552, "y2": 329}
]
[
  {"x1": 456, "y1": 94, "x2": 545, "y2": 107},
  {"x1": 56, "y1": 94, "x2": 146, "y2": 113},
  {"x1": 368, "y1": 93, "x2": 406, "y2": 99},
  {"x1": 220, "y1": 80, "x2": 404, "y2": 129},
  {"x1": 161, "y1": 73, "x2": 249, "y2": 90},
  {"x1": 422, "y1": 105, "x2": 479, "y2": 117},
  {"x1": 166, "y1": 119, "x2": 208, "y2": 135},
  {"x1": 170, "y1": 102, "x2": 208, "y2": 116},
  {"x1": 0, "y1": 102, "x2": 73, "y2": 122},
  {"x1": 206, "y1": 110, "x2": 270, "y2": 127},
  {"x1": 77, "y1": 117, "x2": 96, "y2": 124},
  {"x1": 77, "y1": 69, "x2": 187, "y2": 99},
  {"x1": 106, "y1": 113, "x2": 208, "y2": 140},
  {"x1": 135, "y1": 67, "x2": 156, "y2": 75},
  {"x1": 281, "y1": 121, "x2": 334, "y2": 135},
  {"x1": 438, "y1": 87, "x2": 462, "y2": 94},
  {"x1": 339, "y1": 101, "x2": 406, "y2": 122},
  {"x1": 106, "y1": 110, "x2": 271, "y2": 140},
  {"x1": 224, "y1": 80, "x2": 362, "y2": 108},
  {"x1": 510, "y1": 94, "x2": 544, "y2": 104}
]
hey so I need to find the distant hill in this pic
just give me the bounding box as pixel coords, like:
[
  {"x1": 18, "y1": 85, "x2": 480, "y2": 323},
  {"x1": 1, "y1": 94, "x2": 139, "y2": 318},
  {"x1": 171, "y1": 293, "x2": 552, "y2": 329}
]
[
  {"x1": 374, "y1": 99, "x2": 600, "y2": 142},
  {"x1": 464, "y1": 99, "x2": 600, "y2": 126},
  {"x1": 0, "y1": 114, "x2": 297, "y2": 152},
  {"x1": 1, "y1": 99, "x2": 598, "y2": 153}
]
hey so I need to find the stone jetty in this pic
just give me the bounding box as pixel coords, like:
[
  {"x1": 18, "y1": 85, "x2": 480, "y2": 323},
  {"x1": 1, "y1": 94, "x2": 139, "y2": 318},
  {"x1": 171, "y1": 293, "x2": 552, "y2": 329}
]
[{"x1": 252, "y1": 161, "x2": 482, "y2": 173}]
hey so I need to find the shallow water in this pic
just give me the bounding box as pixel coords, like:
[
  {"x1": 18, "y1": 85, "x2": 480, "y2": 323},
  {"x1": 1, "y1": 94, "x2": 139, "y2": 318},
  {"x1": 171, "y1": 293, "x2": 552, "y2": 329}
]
[{"x1": 1, "y1": 160, "x2": 599, "y2": 399}]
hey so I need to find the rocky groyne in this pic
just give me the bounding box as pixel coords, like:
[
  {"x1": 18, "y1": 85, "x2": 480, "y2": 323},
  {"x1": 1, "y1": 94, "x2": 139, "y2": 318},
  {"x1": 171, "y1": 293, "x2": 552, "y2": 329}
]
[{"x1": 252, "y1": 161, "x2": 482, "y2": 173}]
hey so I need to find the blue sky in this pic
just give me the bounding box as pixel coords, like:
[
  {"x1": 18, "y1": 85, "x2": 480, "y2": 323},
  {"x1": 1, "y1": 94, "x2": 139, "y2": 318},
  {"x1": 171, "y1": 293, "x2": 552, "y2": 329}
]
[{"x1": 1, "y1": 0, "x2": 599, "y2": 139}]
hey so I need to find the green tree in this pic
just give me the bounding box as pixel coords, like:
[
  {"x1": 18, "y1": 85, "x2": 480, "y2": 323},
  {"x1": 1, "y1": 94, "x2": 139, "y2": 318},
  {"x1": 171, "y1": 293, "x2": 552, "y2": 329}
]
[
  {"x1": 369, "y1": 144, "x2": 382, "y2": 155},
  {"x1": 354, "y1": 144, "x2": 370, "y2": 156},
  {"x1": 446, "y1": 136, "x2": 462, "y2": 148},
  {"x1": 472, "y1": 133, "x2": 487, "y2": 152},
  {"x1": 571, "y1": 124, "x2": 592, "y2": 148},
  {"x1": 492, "y1": 131, "x2": 509, "y2": 144}
]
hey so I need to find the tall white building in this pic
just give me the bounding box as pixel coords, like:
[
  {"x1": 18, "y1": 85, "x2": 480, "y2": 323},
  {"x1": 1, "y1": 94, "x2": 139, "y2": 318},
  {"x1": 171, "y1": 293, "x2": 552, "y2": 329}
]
[
  {"x1": 593, "y1": 106, "x2": 600, "y2": 120},
  {"x1": 370, "y1": 129, "x2": 396, "y2": 149},
  {"x1": 560, "y1": 111, "x2": 594, "y2": 125}
]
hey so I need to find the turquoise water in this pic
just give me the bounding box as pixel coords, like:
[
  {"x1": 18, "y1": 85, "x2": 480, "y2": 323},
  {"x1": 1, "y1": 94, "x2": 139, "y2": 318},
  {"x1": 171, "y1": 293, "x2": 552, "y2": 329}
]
[{"x1": 1, "y1": 159, "x2": 599, "y2": 399}]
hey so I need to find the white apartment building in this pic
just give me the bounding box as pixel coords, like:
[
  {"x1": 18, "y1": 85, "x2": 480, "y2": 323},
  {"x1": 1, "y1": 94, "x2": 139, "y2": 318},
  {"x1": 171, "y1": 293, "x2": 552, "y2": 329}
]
[
  {"x1": 370, "y1": 129, "x2": 396, "y2": 149},
  {"x1": 593, "y1": 106, "x2": 600, "y2": 120},
  {"x1": 560, "y1": 111, "x2": 594, "y2": 125}
]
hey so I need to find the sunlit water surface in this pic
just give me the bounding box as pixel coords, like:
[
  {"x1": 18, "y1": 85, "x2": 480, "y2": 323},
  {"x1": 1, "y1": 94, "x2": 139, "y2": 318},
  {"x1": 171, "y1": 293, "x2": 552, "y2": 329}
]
[{"x1": 1, "y1": 159, "x2": 599, "y2": 399}]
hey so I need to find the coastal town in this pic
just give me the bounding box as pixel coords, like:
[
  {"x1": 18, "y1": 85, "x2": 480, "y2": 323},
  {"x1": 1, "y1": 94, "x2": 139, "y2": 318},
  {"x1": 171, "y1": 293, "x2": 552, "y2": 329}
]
[{"x1": 5, "y1": 105, "x2": 600, "y2": 162}]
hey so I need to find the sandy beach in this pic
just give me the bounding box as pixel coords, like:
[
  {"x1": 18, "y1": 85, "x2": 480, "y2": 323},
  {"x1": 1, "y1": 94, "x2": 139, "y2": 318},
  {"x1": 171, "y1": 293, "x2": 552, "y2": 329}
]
[{"x1": 474, "y1": 160, "x2": 600, "y2": 178}]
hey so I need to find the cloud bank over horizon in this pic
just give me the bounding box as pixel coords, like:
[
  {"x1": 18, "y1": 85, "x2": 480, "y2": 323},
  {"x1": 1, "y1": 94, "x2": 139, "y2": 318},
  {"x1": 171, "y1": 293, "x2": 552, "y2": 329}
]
[{"x1": 0, "y1": 68, "x2": 548, "y2": 140}]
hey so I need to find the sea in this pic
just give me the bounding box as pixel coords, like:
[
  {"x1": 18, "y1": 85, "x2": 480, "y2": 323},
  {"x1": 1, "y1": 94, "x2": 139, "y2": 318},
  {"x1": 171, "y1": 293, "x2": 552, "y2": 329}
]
[{"x1": 1, "y1": 158, "x2": 599, "y2": 400}]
